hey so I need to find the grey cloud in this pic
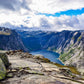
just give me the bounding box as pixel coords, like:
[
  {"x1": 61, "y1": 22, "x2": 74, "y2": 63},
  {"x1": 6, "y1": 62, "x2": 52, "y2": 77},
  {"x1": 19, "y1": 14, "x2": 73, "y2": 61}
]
[
  {"x1": 21, "y1": 0, "x2": 31, "y2": 10},
  {"x1": 40, "y1": 18, "x2": 51, "y2": 28},
  {"x1": 54, "y1": 16, "x2": 80, "y2": 29},
  {"x1": 0, "y1": 0, "x2": 31, "y2": 11},
  {"x1": 0, "y1": 22, "x2": 16, "y2": 29},
  {"x1": 64, "y1": 17, "x2": 79, "y2": 27},
  {"x1": 0, "y1": 0, "x2": 16, "y2": 10},
  {"x1": 39, "y1": 15, "x2": 84, "y2": 31}
]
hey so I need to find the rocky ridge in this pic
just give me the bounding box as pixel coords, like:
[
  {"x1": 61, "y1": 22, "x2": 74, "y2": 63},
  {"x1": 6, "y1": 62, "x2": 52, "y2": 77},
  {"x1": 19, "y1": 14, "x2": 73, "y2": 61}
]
[{"x1": 0, "y1": 50, "x2": 84, "y2": 84}]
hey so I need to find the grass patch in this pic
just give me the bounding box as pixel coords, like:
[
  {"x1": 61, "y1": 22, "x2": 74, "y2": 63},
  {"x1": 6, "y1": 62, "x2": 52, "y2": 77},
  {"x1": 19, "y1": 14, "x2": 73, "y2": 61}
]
[
  {"x1": 78, "y1": 47, "x2": 81, "y2": 50},
  {"x1": 53, "y1": 63, "x2": 80, "y2": 75},
  {"x1": 77, "y1": 36, "x2": 82, "y2": 41},
  {"x1": 68, "y1": 67, "x2": 80, "y2": 75},
  {"x1": 72, "y1": 37, "x2": 74, "y2": 40},
  {"x1": 36, "y1": 57, "x2": 51, "y2": 63},
  {"x1": 60, "y1": 49, "x2": 75, "y2": 62}
]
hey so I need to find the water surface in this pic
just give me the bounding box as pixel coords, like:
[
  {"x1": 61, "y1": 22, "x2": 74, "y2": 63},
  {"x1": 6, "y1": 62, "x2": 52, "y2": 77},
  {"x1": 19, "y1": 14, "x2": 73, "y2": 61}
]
[{"x1": 30, "y1": 50, "x2": 63, "y2": 65}]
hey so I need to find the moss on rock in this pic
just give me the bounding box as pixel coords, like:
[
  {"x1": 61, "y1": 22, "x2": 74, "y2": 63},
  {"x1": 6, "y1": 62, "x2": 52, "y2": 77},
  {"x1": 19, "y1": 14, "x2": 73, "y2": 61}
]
[
  {"x1": 0, "y1": 58, "x2": 6, "y2": 80},
  {"x1": 0, "y1": 53, "x2": 9, "y2": 68}
]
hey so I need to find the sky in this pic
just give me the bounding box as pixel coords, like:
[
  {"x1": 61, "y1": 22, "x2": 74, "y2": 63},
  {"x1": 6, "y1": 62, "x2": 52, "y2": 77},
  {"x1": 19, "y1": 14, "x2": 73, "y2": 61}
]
[{"x1": 0, "y1": 0, "x2": 84, "y2": 31}]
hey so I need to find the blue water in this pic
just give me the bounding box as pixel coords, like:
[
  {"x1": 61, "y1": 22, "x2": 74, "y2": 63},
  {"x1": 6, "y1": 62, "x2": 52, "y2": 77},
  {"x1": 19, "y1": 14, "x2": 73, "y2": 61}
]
[{"x1": 30, "y1": 50, "x2": 64, "y2": 65}]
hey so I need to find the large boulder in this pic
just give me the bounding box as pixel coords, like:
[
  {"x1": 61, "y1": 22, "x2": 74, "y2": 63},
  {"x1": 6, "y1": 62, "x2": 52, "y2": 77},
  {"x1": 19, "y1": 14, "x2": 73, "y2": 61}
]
[
  {"x1": 0, "y1": 58, "x2": 6, "y2": 80},
  {"x1": 0, "y1": 53, "x2": 9, "y2": 68}
]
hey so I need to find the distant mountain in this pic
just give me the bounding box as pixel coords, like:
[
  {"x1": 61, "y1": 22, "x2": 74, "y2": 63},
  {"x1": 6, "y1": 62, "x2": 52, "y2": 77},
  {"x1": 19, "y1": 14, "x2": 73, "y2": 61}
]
[
  {"x1": 0, "y1": 27, "x2": 28, "y2": 51},
  {"x1": 17, "y1": 30, "x2": 84, "y2": 73}
]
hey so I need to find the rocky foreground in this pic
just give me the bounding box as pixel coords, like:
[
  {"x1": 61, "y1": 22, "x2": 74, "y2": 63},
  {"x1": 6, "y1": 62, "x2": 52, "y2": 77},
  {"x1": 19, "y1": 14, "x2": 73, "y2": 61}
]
[{"x1": 0, "y1": 50, "x2": 84, "y2": 84}]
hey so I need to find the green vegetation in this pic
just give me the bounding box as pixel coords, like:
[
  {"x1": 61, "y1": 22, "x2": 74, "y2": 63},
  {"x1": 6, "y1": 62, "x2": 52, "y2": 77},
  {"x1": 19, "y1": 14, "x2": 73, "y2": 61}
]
[
  {"x1": 41, "y1": 58, "x2": 50, "y2": 63},
  {"x1": 78, "y1": 47, "x2": 81, "y2": 50},
  {"x1": 53, "y1": 63, "x2": 80, "y2": 75},
  {"x1": 69, "y1": 44, "x2": 74, "y2": 49},
  {"x1": 0, "y1": 72, "x2": 6, "y2": 80},
  {"x1": 72, "y1": 36, "x2": 75, "y2": 40},
  {"x1": 77, "y1": 36, "x2": 82, "y2": 41},
  {"x1": 0, "y1": 58, "x2": 6, "y2": 80},
  {"x1": 27, "y1": 67, "x2": 31, "y2": 70},
  {"x1": 60, "y1": 49, "x2": 75, "y2": 62},
  {"x1": 37, "y1": 57, "x2": 51, "y2": 63},
  {"x1": 35, "y1": 56, "x2": 50, "y2": 63}
]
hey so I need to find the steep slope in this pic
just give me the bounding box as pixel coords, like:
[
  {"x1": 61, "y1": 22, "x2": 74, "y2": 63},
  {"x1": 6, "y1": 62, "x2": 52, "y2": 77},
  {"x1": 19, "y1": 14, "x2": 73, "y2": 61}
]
[
  {"x1": 59, "y1": 32, "x2": 84, "y2": 73},
  {"x1": 0, "y1": 27, "x2": 27, "y2": 51}
]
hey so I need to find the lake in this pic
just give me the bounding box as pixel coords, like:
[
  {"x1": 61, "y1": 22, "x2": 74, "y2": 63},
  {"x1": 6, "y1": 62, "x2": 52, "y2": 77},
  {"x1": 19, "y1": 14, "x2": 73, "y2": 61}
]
[{"x1": 30, "y1": 50, "x2": 64, "y2": 65}]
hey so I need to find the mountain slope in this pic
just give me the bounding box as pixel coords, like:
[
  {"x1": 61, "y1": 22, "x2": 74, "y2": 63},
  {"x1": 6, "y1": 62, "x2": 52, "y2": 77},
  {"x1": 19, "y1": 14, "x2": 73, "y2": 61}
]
[
  {"x1": 0, "y1": 27, "x2": 28, "y2": 51},
  {"x1": 59, "y1": 32, "x2": 84, "y2": 73}
]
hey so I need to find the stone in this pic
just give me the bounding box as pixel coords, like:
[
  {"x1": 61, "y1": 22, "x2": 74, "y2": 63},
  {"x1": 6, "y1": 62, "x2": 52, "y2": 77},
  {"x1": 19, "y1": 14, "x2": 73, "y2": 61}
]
[
  {"x1": 0, "y1": 53, "x2": 9, "y2": 68},
  {"x1": 41, "y1": 63, "x2": 59, "y2": 72},
  {"x1": 0, "y1": 58, "x2": 6, "y2": 80},
  {"x1": 33, "y1": 54, "x2": 44, "y2": 59},
  {"x1": 7, "y1": 73, "x2": 13, "y2": 78}
]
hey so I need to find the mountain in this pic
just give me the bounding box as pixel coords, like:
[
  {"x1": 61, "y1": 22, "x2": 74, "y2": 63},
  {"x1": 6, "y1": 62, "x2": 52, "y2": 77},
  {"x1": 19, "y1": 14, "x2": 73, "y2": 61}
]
[
  {"x1": 17, "y1": 30, "x2": 57, "y2": 51},
  {"x1": 17, "y1": 30, "x2": 84, "y2": 73},
  {"x1": 0, "y1": 27, "x2": 83, "y2": 73},
  {"x1": 0, "y1": 27, "x2": 28, "y2": 51}
]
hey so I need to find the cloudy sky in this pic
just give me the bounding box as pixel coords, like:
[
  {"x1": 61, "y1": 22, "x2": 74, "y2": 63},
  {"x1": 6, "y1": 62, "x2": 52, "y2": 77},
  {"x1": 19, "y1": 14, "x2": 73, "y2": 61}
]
[{"x1": 0, "y1": 0, "x2": 84, "y2": 31}]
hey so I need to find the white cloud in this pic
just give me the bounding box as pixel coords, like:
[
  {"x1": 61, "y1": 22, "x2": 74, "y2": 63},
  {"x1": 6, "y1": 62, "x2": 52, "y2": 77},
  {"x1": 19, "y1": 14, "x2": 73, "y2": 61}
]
[
  {"x1": 0, "y1": 0, "x2": 84, "y2": 31},
  {"x1": 0, "y1": 11, "x2": 84, "y2": 31},
  {"x1": 34, "y1": 14, "x2": 84, "y2": 31},
  {"x1": 30, "y1": 0, "x2": 84, "y2": 14}
]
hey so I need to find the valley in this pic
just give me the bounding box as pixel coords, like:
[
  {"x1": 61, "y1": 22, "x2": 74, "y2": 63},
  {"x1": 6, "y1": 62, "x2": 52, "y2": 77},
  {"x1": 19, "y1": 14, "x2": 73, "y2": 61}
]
[
  {"x1": 0, "y1": 27, "x2": 84, "y2": 84},
  {"x1": 17, "y1": 30, "x2": 84, "y2": 74}
]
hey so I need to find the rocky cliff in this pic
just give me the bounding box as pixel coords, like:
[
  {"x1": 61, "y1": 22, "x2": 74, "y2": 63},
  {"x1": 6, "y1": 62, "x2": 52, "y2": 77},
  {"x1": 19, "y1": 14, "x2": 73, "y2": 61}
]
[
  {"x1": 0, "y1": 27, "x2": 28, "y2": 51},
  {"x1": 59, "y1": 32, "x2": 84, "y2": 73}
]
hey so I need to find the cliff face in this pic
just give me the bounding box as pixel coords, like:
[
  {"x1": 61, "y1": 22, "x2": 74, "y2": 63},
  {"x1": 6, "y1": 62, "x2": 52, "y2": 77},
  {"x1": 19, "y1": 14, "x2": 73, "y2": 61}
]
[
  {"x1": 60, "y1": 32, "x2": 84, "y2": 73},
  {"x1": 57, "y1": 32, "x2": 84, "y2": 73},
  {"x1": 18, "y1": 30, "x2": 84, "y2": 72},
  {"x1": 0, "y1": 27, "x2": 27, "y2": 51}
]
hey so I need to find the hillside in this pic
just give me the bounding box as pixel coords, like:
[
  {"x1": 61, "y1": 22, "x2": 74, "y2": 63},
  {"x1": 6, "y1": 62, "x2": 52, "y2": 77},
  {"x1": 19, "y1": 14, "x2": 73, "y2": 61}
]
[
  {"x1": 59, "y1": 32, "x2": 84, "y2": 73},
  {"x1": 0, "y1": 27, "x2": 28, "y2": 51}
]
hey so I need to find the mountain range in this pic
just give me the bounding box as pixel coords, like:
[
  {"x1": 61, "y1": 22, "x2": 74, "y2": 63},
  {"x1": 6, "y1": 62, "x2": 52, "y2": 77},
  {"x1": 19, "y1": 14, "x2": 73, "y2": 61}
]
[
  {"x1": 17, "y1": 30, "x2": 84, "y2": 73},
  {"x1": 0, "y1": 27, "x2": 84, "y2": 73}
]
